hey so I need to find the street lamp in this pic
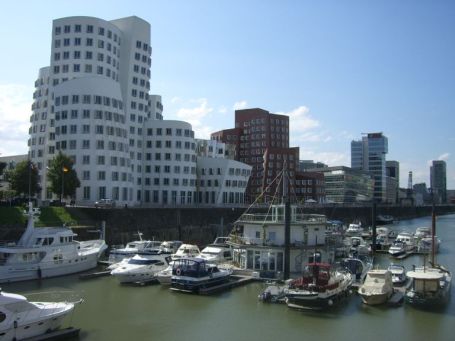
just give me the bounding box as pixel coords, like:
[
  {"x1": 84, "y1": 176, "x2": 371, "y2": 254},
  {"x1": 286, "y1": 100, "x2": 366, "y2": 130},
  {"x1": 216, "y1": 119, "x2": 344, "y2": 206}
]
[{"x1": 61, "y1": 166, "x2": 69, "y2": 204}]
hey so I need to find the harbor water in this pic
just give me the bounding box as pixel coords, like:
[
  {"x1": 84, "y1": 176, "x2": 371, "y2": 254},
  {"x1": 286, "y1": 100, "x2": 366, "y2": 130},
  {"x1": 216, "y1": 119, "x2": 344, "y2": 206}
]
[{"x1": 3, "y1": 214, "x2": 455, "y2": 341}]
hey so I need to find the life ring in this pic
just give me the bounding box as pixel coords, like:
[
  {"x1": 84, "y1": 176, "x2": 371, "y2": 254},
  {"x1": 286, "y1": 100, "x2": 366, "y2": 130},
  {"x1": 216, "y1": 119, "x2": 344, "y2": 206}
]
[{"x1": 176, "y1": 268, "x2": 182, "y2": 276}]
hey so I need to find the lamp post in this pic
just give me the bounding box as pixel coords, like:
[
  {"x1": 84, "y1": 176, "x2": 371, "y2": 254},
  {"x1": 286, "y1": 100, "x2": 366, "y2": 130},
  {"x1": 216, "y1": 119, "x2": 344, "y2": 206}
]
[{"x1": 61, "y1": 166, "x2": 68, "y2": 204}]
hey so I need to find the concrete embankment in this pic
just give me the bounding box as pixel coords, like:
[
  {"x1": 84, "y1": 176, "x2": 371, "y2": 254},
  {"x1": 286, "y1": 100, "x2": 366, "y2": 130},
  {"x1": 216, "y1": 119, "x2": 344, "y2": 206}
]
[{"x1": 1, "y1": 205, "x2": 454, "y2": 247}]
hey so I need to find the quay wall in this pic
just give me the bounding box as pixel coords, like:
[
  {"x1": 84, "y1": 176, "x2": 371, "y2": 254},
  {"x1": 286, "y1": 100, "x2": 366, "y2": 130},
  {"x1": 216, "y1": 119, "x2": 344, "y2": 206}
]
[{"x1": 1, "y1": 205, "x2": 454, "y2": 247}]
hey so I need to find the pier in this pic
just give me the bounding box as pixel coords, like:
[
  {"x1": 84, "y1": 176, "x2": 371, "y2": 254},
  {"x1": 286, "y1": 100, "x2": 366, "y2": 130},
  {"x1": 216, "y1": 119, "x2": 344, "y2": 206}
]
[
  {"x1": 199, "y1": 275, "x2": 257, "y2": 295},
  {"x1": 22, "y1": 327, "x2": 80, "y2": 341}
]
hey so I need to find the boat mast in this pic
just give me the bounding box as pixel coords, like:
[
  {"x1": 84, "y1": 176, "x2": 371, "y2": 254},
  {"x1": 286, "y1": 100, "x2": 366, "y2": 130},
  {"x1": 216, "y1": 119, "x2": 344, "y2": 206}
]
[
  {"x1": 283, "y1": 162, "x2": 291, "y2": 280},
  {"x1": 431, "y1": 197, "x2": 436, "y2": 266}
]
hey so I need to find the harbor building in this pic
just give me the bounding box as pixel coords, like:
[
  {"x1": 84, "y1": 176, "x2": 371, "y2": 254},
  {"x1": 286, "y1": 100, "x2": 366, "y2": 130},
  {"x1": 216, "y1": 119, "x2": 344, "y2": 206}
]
[
  {"x1": 351, "y1": 132, "x2": 388, "y2": 202},
  {"x1": 211, "y1": 108, "x2": 299, "y2": 203},
  {"x1": 430, "y1": 160, "x2": 447, "y2": 204}
]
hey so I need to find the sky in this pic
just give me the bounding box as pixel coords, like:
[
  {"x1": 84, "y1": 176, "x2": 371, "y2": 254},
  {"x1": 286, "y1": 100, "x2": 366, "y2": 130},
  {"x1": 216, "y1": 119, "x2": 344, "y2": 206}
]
[{"x1": 0, "y1": 0, "x2": 454, "y2": 188}]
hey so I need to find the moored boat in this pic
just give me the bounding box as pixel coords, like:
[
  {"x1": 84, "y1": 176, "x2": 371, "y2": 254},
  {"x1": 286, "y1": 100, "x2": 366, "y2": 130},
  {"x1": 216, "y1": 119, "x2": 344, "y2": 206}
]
[
  {"x1": 0, "y1": 204, "x2": 107, "y2": 283},
  {"x1": 171, "y1": 244, "x2": 201, "y2": 261},
  {"x1": 387, "y1": 264, "x2": 407, "y2": 286},
  {"x1": 110, "y1": 253, "x2": 171, "y2": 284},
  {"x1": 284, "y1": 263, "x2": 352, "y2": 310},
  {"x1": 0, "y1": 289, "x2": 80, "y2": 340},
  {"x1": 170, "y1": 257, "x2": 231, "y2": 293},
  {"x1": 358, "y1": 269, "x2": 393, "y2": 305}
]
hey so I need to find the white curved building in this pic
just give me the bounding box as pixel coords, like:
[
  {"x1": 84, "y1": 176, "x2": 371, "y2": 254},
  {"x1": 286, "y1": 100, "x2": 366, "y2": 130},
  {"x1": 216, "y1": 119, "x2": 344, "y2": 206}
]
[
  {"x1": 29, "y1": 15, "x2": 251, "y2": 207},
  {"x1": 141, "y1": 120, "x2": 197, "y2": 206}
]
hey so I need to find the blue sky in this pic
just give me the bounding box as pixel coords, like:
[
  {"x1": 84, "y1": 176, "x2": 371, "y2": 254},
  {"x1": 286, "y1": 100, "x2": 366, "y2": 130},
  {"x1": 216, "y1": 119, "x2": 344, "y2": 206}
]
[{"x1": 0, "y1": 0, "x2": 454, "y2": 188}]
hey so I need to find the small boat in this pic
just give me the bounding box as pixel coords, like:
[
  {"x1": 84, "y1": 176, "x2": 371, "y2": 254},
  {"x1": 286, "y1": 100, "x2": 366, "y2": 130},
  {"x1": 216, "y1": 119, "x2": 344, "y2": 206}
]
[
  {"x1": 340, "y1": 255, "x2": 373, "y2": 286},
  {"x1": 345, "y1": 222, "x2": 363, "y2": 237},
  {"x1": 155, "y1": 264, "x2": 173, "y2": 285},
  {"x1": 358, "y1": 270, "x2": 394, "y2": 305},
  {"x1": 417, "y1": 236, "x2": 441, "y2": 254},
  {"x1": 108, "y1": 235, "x2": 162, "y2": 263},
  {"x1": 376, "y1": 215, "x2": 394, "y2": 224},
  {"x1": 170, "y1": 257, "x2": 231, "y2": 293},
  {"x1": 110, "y1": 253, "x2": 171, "y2": 284},
  {"x1": 388, "y1": 232, "x2": 416, "y2": 257},
  {"x1": 405, "y1": 264, "x2": 452, "y2": 307},
  {"x1": 159, "y1": 240, "x2": 183, "y2": 253},
  {"x1": 284, "y1": 263, "x2": 352, "y2": 310},
  {"x1": 345, "y1": 236, "x2": 371, "y2": 257},
  {"x1": 0, "y1": 203, "x2": 107, "y2": 283},
  {"x1": 414, "y1": 227, "x2": 431, "y2": 239},
  {"x1": 376, "y1": 226, "x2": 397, "y2": 239},
  {"x1": 387, "y1": 264, "x2": 407, "y2": 286},
  {"x1": 171, "y1": 244, "x2": 201, "y2": 261},
  {"x1": 198, "y1": 237, "x2": 232, "y2": 264},
  {"x1": 0, "y1": 289, "x2": 80, "y2": 340},
  {"x1": 371, "y1": 233, "x2": 392, "y2": 251}
]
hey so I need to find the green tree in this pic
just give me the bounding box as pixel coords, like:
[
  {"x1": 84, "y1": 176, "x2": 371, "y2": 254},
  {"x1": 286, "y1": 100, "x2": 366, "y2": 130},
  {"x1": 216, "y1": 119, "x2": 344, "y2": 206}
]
[
  {"x1": 47, "y1": 152, "x2": 80, "y2": 202},
  {"x1": 8, "y1": 160, "x2": 41, "y2": 198}
]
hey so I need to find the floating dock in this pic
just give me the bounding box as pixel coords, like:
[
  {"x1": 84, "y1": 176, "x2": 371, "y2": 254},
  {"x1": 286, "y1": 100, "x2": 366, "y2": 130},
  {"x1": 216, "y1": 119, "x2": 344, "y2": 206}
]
[
  {"x1": 199, "y1": 275, "x2": 256, "y2": 295},
  {"x1": 23, "y1": 327, "x2": 80, "y2": 341}
]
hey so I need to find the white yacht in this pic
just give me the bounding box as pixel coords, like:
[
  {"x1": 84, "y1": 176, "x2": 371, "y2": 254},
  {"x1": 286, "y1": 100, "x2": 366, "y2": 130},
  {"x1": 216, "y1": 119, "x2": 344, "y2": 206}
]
[
  {"x1": 387, "y1": 264, "x2": 407, "y2": 286},
  {"x1": 171, "y1": 244, "x2": 201, "y2": 261},
  {"x1": 344, "y1": 236, "x2": 370, "y2": 257},
  {"x1": 110, "y1": 253, "x2": 170, "y2": 284},
  {"x1": 414, "y1": 227, "x2": 431, "y2": 239},
  {"x1": 159, "y1": 241, "x2": 183, "y2": 254},
  {"x1": 0, "y1": 204, "x2": 107, "y2": 283},
  {"x1": 358, "y1": 270, "x2": 394, "y2": 305},
  {"x1": 108, "y1": 237, "x2": 162, "y2": 264},
  {"x1": 388, "y1": 232, "x2": 416, "y2": 257},
  {"x1": 0, "y1": 289, "x2": 79, "y2": 340},
  {"x1": 345, "y1": 222, "x2": 363, "y2": 237},
  {"x1": 155, "y1": 264, "x2": 173, "y2": 285}
]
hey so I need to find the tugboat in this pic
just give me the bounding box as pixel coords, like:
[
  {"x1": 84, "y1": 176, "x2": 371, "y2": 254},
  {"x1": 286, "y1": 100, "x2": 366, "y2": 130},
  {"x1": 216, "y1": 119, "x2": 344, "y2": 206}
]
[{"x1": 284, "y1": 263, "x2": 352, "y2": 310}]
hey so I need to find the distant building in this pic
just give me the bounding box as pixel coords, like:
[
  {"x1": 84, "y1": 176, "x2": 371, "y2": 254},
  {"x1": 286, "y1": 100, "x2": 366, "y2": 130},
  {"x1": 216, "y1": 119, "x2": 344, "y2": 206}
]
[
  {"x1": 413, "y1": 183, "x2": 430, "y2": 206},
  {"x1": 385, "y1": 160, "x2": 399, "y2": 204},
  {"x1": 212, "y1": 108, "x2": 299, "y2": 203},
  {"x1": 299, "y1": 160, "x2": 327, "y2": 172},
  {"x1": 294, "y1": 172, "x2": 325, "y2": 203},
  {"x1": 430, "y1": 160, "x2": 447, "y2": 203},
  {"x1": 351, "y1": 132, "x2": 388, "y2": 202},
  {"x1": 306, "y1": 166, "x2": 373, "y2": 204}
]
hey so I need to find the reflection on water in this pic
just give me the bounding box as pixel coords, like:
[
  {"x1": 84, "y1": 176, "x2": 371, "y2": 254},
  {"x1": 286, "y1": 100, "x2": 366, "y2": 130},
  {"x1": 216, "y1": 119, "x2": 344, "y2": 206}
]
[{"x1": 3, "y1": 214, "x2": 455, "y2": 341}]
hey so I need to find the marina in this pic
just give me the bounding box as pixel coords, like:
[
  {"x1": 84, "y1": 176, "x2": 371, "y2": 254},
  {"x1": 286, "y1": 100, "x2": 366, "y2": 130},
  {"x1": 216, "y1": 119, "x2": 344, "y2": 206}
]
[{"x1": 1, "y1": 214, "x2": 454, "y2": 340}]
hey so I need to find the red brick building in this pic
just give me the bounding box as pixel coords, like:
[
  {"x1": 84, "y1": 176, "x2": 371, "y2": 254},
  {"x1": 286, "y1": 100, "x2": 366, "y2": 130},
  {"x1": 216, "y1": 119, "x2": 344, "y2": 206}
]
[
  {"x1": 294, "y1": 171, "x2": 326, "y2": 203},
  {"x1": 212, "y1": 108, "x2": 299, "y2": 203}
]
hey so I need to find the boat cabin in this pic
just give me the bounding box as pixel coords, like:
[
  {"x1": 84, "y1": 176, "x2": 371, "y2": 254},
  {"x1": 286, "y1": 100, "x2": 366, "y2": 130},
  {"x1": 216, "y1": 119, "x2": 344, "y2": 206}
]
[{"x1": 172, "y1": 258, "x2": 219, "y2": 278}]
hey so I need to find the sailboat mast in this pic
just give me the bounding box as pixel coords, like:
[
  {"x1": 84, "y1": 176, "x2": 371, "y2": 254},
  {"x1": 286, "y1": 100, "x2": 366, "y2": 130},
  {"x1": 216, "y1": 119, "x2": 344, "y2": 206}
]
[
  {"x1": 283, "y1": 162, "x2": 291, "y2": 280},
  {"x1": 431, "y1": 202, "x2": 436, "y2": 265}
]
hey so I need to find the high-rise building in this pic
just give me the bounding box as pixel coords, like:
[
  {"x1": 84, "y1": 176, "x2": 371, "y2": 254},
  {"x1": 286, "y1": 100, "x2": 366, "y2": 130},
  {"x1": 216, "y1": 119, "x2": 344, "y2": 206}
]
[
  {"x1": 385, "y1": 160, "x2": 399, "y2": 204},
  {"x1": 430, "y1": 160, "x2": 447, "y2": 203},
  {"x1": 211, "y1": 108, "x2": 299, "y2": 202},
  {"x1": 351, "y1": 132, "x2": 388, "y2": 202}
]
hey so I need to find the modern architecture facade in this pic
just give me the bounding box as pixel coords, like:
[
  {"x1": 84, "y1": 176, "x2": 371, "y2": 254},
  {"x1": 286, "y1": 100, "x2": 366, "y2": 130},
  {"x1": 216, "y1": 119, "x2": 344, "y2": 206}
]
[
  {"x1": 430, "y1": 160, "x2": 447, "y2": 203},
  {"x1": 306, "y1": 166, "x2": 374, "y2": 204},
  {"x1": 211, "y1": 108, "x2": 299, "y2": 203},
  {"x1": 28, "y1": 16, "x2": 251, "y2": 207},
  {"x1": 351, "y1": 132, "x2": 388, "y2": 202},
  {"x1": 385, "y1": 160, "x2": 399, "y2": 204}
]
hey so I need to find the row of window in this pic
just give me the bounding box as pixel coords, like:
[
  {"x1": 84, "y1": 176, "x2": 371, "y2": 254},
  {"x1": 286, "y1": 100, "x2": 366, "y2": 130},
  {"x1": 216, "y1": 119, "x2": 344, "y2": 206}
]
[
  {"x1": 55, "y1": 139, "x2": 129, "y2": 152},
  {"x1": 146, "y1": 127, "x2": 194, "y2": 138},
  {"x1": 54, "y1": 38, "x2": 120, "y2": 58},
  {"x1": 55, "y1": 109, "x2": 126, "y2": 124},
  {"x1": 54, "y1": 50, "x2": 119, "y2": 68},
  {"x1": 55, "y1": 95, "x2": 123, "y2": 109},
  {"x1": 55, "y1": 24, "x2": 120, "y2": 44}
]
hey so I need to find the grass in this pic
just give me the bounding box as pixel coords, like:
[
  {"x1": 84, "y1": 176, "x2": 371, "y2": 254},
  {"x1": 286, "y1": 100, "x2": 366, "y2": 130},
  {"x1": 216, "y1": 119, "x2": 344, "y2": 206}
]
[{"x1": 0, "y1": 206, "x2": 78, "y2": 227}]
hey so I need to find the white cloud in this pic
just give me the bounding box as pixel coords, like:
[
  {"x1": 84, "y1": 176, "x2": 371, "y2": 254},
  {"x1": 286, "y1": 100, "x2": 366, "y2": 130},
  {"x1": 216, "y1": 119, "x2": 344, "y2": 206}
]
[
  {"x1": 0, "y1": 83, "x2": 32, "y2": 156},
  {"x1": 175, "y1": 98, "x2": 214, "y2": 139},
  {"x1": 438, "y1": 153, "x2": 450, "y2": 161},
  {"x1": 298, "y1": 149, "x2": 349, "y2": 166},
  {"x1": 170, "y1": 96, "x2": 181, "y2": 103},
  {"x1": 218, "y1": 106, "x2": 227, "y2": 114},
  {"x1": 277, "y1": 106, "x2": 320, "y2": 133},
  {"x1": 233, "y1": 100, "x2": 248, "y2": 110}
]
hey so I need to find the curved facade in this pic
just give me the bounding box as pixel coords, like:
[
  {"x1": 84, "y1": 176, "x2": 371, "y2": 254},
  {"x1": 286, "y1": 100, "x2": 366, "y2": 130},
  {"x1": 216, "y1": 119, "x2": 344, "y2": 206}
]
[{"x1": 141, "y1": 120, "x2": 197, "y2": 205}]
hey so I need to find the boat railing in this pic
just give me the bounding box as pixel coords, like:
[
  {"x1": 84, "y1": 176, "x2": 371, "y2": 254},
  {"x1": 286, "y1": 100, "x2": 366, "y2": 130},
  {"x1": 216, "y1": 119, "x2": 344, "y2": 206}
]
[{"x1": 237, "y1": 213, "x2": 326, "y2": 224}]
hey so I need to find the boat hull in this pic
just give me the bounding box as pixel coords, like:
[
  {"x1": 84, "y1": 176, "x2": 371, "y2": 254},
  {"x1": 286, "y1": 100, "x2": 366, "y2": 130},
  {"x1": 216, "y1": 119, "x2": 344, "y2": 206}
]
[
  {"x1": 171, "y1": 275, "x2": 230, "y2": 293},
  {"x1": 359, "y1": 292, "x2": 391, "y2": 305},
  {"x1": 285, "y1": 290, "x2": 350, "y2": 310},
  {"x1": 0, "y1": 249, "x2": 101, "y2": 284}
]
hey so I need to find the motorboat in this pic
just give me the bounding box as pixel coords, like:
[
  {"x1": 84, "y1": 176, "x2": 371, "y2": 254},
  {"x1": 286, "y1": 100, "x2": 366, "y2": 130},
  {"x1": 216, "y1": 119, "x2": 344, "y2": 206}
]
[
  {"x1": 417, "y1": 236, "x2": 441, "y2": 254},
  {"x1": 358, "y1": 269, "x2": 394, "y2": 305},
  {"x1": 108, "y1": 237, "x2": 162, "y2": 263},
  {"x1": 387, "y1": 264, "x2": 407, "y2": 286},
  {"x1": 405, "y1": 264, "x2": 452, "y2": 307},
  {"x1": 284, "y1": 263, "x2": 353, "y2": 310},
  {"x1": 155, "y1": 264, "x2": 173, "y2": 285},
  {"x1": 159, "y1": 240, "x2": 183, "y2": 253},
  {"x1": 388, "y1": 232, "x2": 416, "y2": 257},
  {"x1": 345, "y1": 222, "x2": 363, "y2": 237},
  {"x1": 340, "y1": 255, "x2": 373, "y2": 286},
  {"x1": 376, "y1": 215, "x2": 394, "y2": 224},
  {"x1": 344, "y1": 236, "x2": 370, "y2": 257},
  {"x1": 0, "y1": 289, "x2": 79, "y2": 340},
  {"x1": 414, "y1": 227, "x2": 431, "y2": 239},
  {"x1": 170, "y1": 257, "x2": 231, "y2": 293},
  {"x1": 110, "y1": 253, "x2": 171, "y2": 284},
  {"x1": 171, "y1": 244, "x2": 201, "y2": 261},
  {"x1": 0, "y1": 204, "x2": 107, "y2": 283},
  {"x1": 376, "y1": 226, "x2": 396, "y2": 239},
  {"x1": 198, "y1": 237, "x2": 232, "y2": 264},
  {"x1": 371, "y1": 233, "x2": 392, "y2": 251}
]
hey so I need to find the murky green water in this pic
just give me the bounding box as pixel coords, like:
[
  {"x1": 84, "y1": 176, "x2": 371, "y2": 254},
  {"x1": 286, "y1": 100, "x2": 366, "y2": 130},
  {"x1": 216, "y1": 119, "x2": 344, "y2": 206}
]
[{"x1": 4, "y1": 214, "x2": 455, "y2": 341}]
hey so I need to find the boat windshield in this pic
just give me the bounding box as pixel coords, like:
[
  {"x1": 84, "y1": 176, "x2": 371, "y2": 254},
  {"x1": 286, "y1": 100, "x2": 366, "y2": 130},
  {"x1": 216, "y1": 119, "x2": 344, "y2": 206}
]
[{"x1": 128, "y1": 259, "x2": 162, "y2": 265}]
